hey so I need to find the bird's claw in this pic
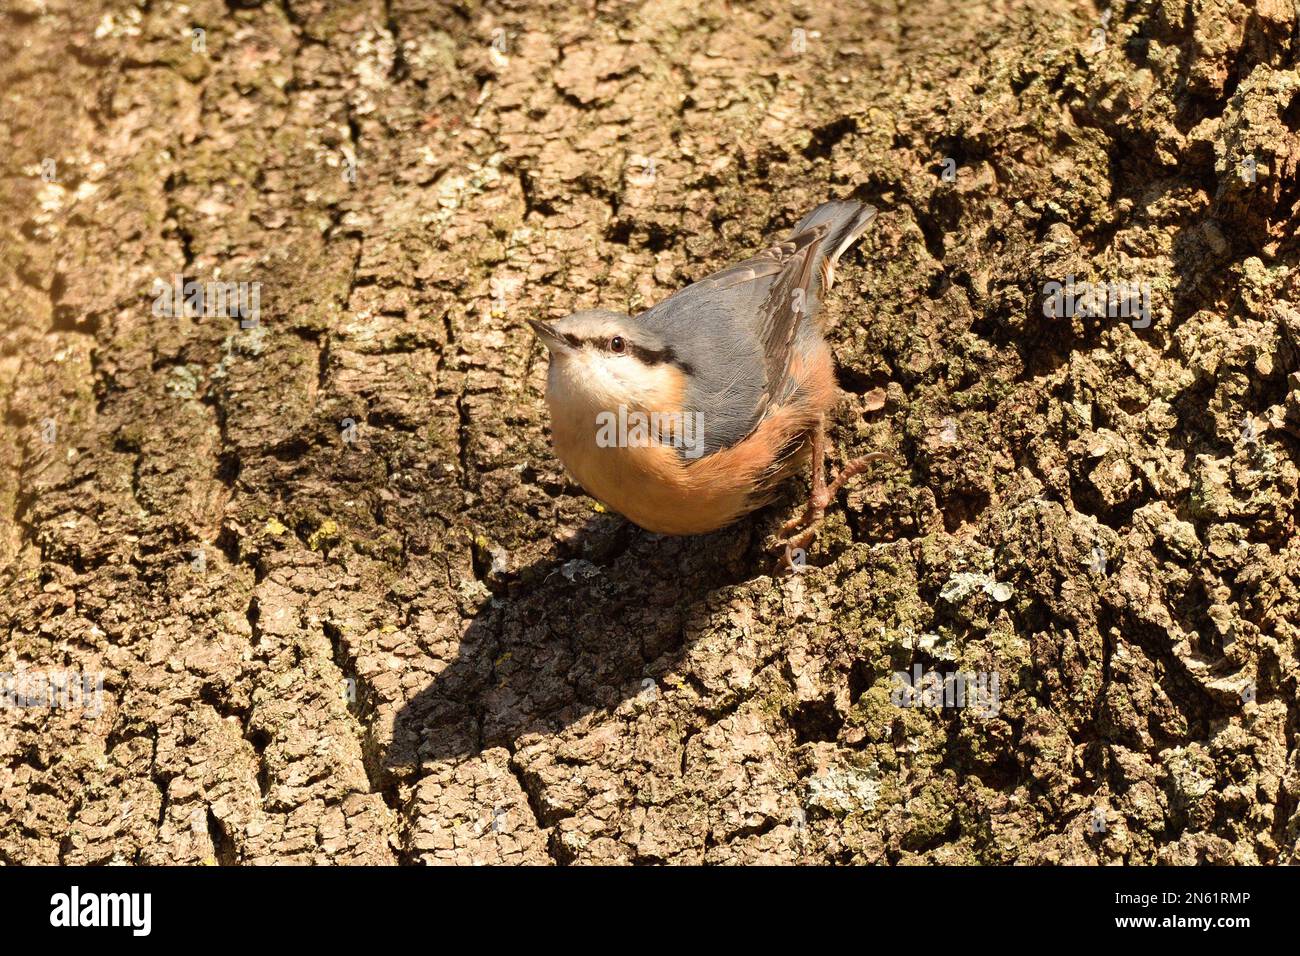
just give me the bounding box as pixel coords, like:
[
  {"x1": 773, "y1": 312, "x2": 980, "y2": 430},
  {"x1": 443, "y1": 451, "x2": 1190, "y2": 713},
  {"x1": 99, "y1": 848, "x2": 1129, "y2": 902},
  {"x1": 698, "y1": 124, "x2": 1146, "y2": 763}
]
[{"x1": 771, "y1": 450, "x2": 895, "y2": 572}]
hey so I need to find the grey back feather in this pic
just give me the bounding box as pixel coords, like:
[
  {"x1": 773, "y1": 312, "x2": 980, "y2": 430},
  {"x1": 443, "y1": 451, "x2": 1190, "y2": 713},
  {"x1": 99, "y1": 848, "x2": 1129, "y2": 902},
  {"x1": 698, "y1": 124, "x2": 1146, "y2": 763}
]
[{"x1": 633, "y1": 200, "x2": 878, "y2": 457}]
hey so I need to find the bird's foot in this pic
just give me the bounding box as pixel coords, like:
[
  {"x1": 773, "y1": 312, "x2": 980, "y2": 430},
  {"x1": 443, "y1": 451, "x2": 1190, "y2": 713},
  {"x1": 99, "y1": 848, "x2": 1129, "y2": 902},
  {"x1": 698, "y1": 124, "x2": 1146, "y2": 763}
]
[{"x1": 773, "y1": 451, "x2": 895, "y2": 573}]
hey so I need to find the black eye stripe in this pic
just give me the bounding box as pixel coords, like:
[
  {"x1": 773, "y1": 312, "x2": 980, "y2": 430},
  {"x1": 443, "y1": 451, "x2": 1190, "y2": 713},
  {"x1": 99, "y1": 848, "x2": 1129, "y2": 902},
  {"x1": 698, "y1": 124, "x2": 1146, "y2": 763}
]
[
  {"x1": 629, "y1": 343, "x2": 673, "y2": 365},
  {"x1": 629, "y1": 343, "x2": 695, "y2": 375},
  {"x1": 573, "y1": 335, "x2": 693, "y2": 374}
]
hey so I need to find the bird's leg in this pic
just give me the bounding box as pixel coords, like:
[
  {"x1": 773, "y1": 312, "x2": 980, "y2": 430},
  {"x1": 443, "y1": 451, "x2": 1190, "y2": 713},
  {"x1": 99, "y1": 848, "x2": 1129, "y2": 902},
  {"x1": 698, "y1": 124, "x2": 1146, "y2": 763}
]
[
  {"x1": 778, "y1": 420, "x2": 829, "y2": 545},
  {"x1": 824, "y1": 450, "x2": 895, "y2": 499},
  {"x1": 777, "y1": 415, "x2": 893, "y2": 569}
]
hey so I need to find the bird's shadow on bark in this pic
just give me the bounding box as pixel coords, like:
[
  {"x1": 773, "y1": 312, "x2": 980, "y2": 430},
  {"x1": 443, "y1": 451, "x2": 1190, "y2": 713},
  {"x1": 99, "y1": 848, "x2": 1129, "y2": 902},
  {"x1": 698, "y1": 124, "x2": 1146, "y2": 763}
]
[{"x1": 383, "y1": 514, "x2": 764, "y2": 771}]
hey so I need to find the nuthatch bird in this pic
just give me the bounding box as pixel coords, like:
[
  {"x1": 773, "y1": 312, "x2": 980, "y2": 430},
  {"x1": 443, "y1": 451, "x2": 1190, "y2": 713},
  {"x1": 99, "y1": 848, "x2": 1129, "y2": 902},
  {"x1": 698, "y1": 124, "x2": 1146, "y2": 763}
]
[{"x1": 529, "y1": 200, "x2": 891, "y2": 563}]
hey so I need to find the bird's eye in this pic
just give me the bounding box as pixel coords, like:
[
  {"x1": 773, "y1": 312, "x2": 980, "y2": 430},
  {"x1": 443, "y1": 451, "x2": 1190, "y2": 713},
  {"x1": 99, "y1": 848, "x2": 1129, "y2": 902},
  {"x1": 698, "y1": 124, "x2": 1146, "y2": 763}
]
[{"x1": 609, "y1": 335, "x2": 626, "y2": 353}]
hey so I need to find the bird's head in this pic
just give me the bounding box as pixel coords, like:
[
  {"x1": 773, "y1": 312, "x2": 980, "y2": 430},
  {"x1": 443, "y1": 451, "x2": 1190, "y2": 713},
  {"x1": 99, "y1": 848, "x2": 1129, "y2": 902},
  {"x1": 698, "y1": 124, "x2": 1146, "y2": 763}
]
[{"x1": 529, "y1": 310, "x2": 689, "y2": 416}]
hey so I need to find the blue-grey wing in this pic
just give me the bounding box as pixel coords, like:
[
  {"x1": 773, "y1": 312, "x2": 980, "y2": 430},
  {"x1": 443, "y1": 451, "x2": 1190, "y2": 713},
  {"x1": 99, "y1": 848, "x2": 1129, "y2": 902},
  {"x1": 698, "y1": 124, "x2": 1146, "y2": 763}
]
[
  {"x1": 635, "y1": 253, "x2": 784, "y2": 455},
  {"x1": 635, "y1": 201, "x2": 877, "y2": 457},
  {"x1": 634, "y1": 235, "x2": 826, "y2": 454}
]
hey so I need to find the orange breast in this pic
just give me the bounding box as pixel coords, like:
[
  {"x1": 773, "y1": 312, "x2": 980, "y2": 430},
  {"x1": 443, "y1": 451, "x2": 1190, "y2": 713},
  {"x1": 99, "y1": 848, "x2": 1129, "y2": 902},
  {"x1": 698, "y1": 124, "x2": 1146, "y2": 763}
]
[{"x1": 550, "y1": 340, "x2": 837, "y2": 535}]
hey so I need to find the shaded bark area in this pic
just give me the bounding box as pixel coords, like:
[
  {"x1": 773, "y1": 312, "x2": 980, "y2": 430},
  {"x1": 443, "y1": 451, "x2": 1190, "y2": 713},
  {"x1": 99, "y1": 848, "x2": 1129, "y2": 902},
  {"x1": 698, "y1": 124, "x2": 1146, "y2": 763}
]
[{"x1": 1, "y1": 0, "x2": 1298, "y2": 864}]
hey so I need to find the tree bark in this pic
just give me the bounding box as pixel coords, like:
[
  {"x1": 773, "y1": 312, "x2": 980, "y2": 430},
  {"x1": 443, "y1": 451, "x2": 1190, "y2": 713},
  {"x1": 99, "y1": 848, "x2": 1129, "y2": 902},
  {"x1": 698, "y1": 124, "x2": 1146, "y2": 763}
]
[{"x1": 1, "y1": 0, "x2": 1298, "y2": 864}]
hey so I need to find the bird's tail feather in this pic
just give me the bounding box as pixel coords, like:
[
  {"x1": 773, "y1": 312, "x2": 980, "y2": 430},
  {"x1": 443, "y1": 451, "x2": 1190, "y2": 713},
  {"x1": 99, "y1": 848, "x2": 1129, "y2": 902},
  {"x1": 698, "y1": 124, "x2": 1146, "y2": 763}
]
[{"x1": 790, "y1": 200, "x2": 877, "y2": 289}]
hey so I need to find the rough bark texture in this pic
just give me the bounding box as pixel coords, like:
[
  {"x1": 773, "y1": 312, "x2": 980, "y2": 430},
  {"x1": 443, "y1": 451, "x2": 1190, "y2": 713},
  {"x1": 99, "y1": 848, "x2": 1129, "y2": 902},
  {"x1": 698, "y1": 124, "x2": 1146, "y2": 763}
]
[{"x1": 1, "y1": 0, "x2": 1298, "y2": 865}]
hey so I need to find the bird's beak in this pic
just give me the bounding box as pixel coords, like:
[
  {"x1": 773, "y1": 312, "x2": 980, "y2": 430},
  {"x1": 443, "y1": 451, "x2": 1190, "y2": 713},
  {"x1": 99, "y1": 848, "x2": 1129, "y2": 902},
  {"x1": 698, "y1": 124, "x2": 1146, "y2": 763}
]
[{"x1": 528, "y1": 318, "x2": 570, "y2": 353}]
